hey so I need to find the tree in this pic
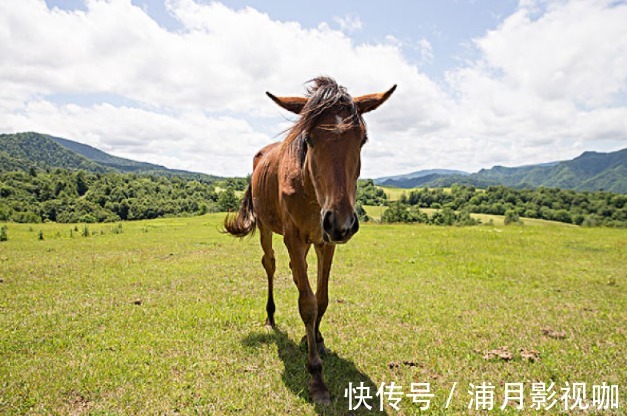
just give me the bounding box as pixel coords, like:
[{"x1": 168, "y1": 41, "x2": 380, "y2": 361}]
[
  {"x1": 350, "y1": 202, "x2": 368, "y2": 223},
  {"x1": 382, "y1": 201, "x2": 411, "y2": 223},
  {"x1": 357, "y1": 179, "x2": 388, "y2": 205},
  {"x1": 552, "y1": 209, "x2": 572, "y2": 224},
  {"x1": 430, "y1": 207, "x2": 456, "y2": 225},
  {"x1": 456, "y1": 209, "x2": 478, "y2": 226},
  {"x1": 504, "y1": 209, "x2": 521, "y2": 225},
  {"x1": 75, "y1": 171, "x2": 89, "y2": 196},
  {"x1": 217, "y1": 188, "x2": 240, "y2": 212}
]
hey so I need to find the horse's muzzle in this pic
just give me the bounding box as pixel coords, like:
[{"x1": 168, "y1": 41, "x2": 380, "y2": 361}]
[{"x1": 321, "y1": 210, "x2": 359, "y2": 244}]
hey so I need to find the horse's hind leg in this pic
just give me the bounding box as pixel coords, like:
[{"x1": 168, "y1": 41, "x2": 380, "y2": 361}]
[{"x1": 259, "y1": 223, "x2": 276, "y2": 327}]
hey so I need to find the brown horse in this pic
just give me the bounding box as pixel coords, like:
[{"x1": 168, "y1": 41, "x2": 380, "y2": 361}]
[{"x1": 224, "y1": 76, "x2": 395, "y2": 404}]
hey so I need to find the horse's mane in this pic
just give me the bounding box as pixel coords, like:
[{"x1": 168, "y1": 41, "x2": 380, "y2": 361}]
[{"x1": 285, "y1": 77, "x2": 362, "y2": 166}]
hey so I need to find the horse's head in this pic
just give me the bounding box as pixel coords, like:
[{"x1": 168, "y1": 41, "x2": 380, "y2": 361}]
[{"x1": 267, "y1": 77, "x2": 396, "y2": 244}]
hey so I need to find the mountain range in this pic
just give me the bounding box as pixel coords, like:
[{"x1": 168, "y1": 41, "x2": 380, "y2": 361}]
[
  {"x1": 1, "y1": 132, "x2": 626, "y2": 193},
  {"x1": 375, "y1": 148, "x2": 627, "y2": 194},
  {"x1": 0, "y1": 132, "x2": 218, "y2": 182},
  {"x1": 375, "y1": 169, "x2": 469, "y2": 183}
]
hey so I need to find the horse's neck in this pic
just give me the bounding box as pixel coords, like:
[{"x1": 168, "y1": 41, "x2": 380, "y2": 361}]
[
  {"x1": 279, "y1": 146, "x2": 321, "y2": 213},
  {"x1": 301, "y1": 164, "x2": 319, "y2": 207}
]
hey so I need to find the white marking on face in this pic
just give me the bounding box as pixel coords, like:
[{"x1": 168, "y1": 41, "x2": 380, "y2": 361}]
[{"x1": 333, "y1": 115, "x2": 345, "y2": 134}]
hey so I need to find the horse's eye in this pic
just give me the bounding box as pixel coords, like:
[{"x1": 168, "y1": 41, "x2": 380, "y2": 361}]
[{"x1": 305, "y1": 133, "x2": 314, "y2": 148}]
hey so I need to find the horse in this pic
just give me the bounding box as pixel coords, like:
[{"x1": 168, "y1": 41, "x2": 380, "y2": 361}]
[{"x1": 224, "y1": 76, "x2": 396, "y2": 404}]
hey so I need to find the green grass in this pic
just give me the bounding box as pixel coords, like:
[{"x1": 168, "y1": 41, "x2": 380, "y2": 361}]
[
  {"x1": 0, "y1": 215, "x2": 625, "y2": 414},
  {"x1": 362, "y1": 204, "x2": 576, "y2": 227},
  {"x1": 378, "y1": 186, "x2": 410, "y2": 201},
  {"x1": 378, "y1": 186, "x2": 453, "y2": 202}
]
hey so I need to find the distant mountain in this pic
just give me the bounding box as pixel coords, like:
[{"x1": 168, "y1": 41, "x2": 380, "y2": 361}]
[
  {"x1": 0, "y1": 132, "x2": 219, "y2": 182},
  {"x1": 375, "y1": 169, "x2": 468, "y2": 186},
  {"x1": 0, "y1": 132, "x2": 108, "y2": 173},
  {"x1": 378, "y1": 173, "x2": 495, "y2": 190},
  {"x1": 375, "y1": 148, "x2": 627, "y2": 194}
]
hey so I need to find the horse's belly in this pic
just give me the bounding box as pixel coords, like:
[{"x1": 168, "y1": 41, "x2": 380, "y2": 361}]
[
  {"x1": 253, "y1": 190, "x2": 283, "y2": 235},
  {"x1": 251, "y1": 144, "x2": 284, "y2": 235}
]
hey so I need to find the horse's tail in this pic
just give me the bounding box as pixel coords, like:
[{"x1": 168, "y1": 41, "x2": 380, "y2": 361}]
[{"x1": 223, "y1": 185, "x2": 256, "y2": 238}]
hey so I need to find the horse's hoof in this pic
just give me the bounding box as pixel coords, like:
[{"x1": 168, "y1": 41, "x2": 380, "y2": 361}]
[
  {"x1": 313, "y1": 390, "x2": 331, "y2": 406},
  {"x1": 311, "y1": 382, "x2": 331, "y2": 405},
  {"x1": 264, "y1": 317, "x2": 275, "y2": 328}
]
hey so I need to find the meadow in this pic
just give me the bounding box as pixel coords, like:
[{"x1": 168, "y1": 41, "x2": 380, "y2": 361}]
[{"x1": 0, "y1": 214, "x2": 624, "y2": 415}]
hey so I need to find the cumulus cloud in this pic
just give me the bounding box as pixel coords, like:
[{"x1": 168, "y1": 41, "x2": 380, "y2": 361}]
[
  {"x1": 476, "y1": 0, "x2": 627, "y2": 107},
  {"x1": 333, "y1": 14, "x2": 363, "y2": 32},
  {"x1": 417, "y1": 38, "x2": 434, "y2": 65},
  {"x1": 435, "y1": 0, "x2": 627, "y2": 170},
  {"x1": 3, "y1": 98, "x2": 268, "y2": 174},
  {"x1": 0, "y1": 0, "x2": 626, "y2": 177}
]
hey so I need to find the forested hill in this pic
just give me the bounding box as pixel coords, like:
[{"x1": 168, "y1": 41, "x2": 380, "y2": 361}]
[
  {"x1": 0, "y1": 132, "x2": 219, "y2": 182},
  {"x1": 1, "y1": 132, "x2": 108, "y2": 173},
  {"x1": 377, "y1": 148, "x2": 627, "y2": 194}
]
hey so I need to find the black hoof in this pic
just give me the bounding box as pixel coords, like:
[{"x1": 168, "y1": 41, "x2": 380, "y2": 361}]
[
  {"x1": 264, "y1": 317, "x2": 275, "y2": 328},
  {"x1": 311, "y1": 379, "x2": 331, "y2": 405}
]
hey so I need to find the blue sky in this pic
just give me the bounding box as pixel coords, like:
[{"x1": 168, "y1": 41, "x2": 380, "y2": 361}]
[{"x1": 2, "y1": 0, "x2": 626, "y2": 177}]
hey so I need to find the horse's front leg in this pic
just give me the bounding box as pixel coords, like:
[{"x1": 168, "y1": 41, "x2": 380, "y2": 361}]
[
  {"x1": 284, "y1": 232, "x2": 330, "y2": 405},
  {"x1": 314, "y1": 243, "x2": 335, "y2": 356}
]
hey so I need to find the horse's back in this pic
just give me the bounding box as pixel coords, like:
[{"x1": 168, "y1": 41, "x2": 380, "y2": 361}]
[{"x1": 251, "y1": 142, "x2": 284, "y2": 234}]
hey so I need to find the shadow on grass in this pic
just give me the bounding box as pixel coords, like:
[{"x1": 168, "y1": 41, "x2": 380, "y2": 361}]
[{"x1": 242, "y1": 327, "x2": 387, "y2": 415}]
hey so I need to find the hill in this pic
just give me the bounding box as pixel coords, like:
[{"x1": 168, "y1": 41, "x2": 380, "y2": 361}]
[
  {"x1": 376, "y1": 148, "x2": 627, "y2": 193},
  {"x1": 375, "y1": 169, "x2": 468, "y2": 185},
  {"x1": 0, "y1": 132, "x2": 219, "y2": 182},
  {"x1": 0, "y1": 132, "x2": 108, "y2": 173}
]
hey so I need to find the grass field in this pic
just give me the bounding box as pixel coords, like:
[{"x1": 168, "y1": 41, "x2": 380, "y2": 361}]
[
  {"x1": 362, "y1": 205, "x2": 572, "y2": 227},
  {"x1": 378, "y1": 186, "x2": 453, "y2": 202},
  {"x1": 0, "y1": 215, "x2": 625, "y2": 414}
]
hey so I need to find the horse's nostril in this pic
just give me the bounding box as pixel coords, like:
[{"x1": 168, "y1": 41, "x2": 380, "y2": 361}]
[
  {"x1": 351, "y1": 213, "x2": 360, "y2": 234},
  {"x1": 322, "y1": 210, "x2": 334, "y2": 234},
  {"x1": 322, "y1": 210, "x2": 359, "y2": 242}
]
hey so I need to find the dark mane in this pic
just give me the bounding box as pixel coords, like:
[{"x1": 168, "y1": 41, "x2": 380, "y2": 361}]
[
  {"x1": 297, "y1": 76, "x2": 359, "y2": 133},
  {"x1": 287, "y1": 76, "x2": 361, "y2": 166}
]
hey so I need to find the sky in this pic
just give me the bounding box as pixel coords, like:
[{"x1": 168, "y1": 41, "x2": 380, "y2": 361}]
[{"x1": 1, "y1": 0, "x2": 626, "y2": 178}]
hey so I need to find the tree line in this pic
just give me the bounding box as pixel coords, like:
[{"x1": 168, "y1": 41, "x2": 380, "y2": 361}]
[
  {"x1": 0, "y1": 169, "x2": 241, "y2": 223},
  {"x1": 1, "y1": 169, "x2": 624, "y2": 227},
  {"x1": 0, "y1": 170, "x2": 381, "y2": 224},
  {"x1": 387, "y1": 184, "x2": 626, "y2": 227}
]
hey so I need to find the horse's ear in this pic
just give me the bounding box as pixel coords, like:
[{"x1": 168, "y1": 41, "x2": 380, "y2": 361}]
[
  {"x1": 354, "y1": 84, "x2": 397, "y2": 114},
  {"x1": 266, "y1": 92, "x2": 307, "y2": 114}
]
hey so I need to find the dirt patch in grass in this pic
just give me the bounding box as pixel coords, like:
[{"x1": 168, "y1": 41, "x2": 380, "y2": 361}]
[
  {"x1": 482, "y1": 346, "x2": 514, "y2": 361},
  {"x1": 64, "y1": 391, "x2": 92, "y2": 416},
  {"x1": 542, "y1": 328, "x2": 567, "y2": 339}
]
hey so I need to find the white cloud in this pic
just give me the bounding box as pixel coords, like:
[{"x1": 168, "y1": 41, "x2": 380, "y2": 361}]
[
  {"x1": 417, "y1": 38, "x2": 434, "y2": 64},
  {"x1": 436, "y1": 0, "x2": 627, "y2": 170},
  {"x1": 333, "y1": 14, "x2": 363, "y2": 32},
  {"x1": 0, "y1": 0, "x2": 626, "y2": 178},
  {"x1": 476, "y1": 0, "x2": 627, "y2": 107},
  {"x1": 2, "y1": 98, "x2": 269, "y2": 175}
]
